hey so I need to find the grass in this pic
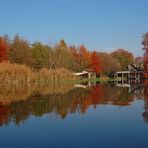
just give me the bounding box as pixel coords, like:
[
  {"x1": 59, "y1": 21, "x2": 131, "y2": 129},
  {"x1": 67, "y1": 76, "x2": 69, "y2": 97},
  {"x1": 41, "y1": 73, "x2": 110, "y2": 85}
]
[{"x1": 76, "y1": 77, "x2": 119, "y2": 84}]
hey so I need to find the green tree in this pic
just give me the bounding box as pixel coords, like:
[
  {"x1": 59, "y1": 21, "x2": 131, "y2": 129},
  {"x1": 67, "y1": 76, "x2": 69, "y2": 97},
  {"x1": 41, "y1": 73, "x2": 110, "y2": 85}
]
[{"x1": 31, "y1": 42, "x2": 52, "y2": 69}]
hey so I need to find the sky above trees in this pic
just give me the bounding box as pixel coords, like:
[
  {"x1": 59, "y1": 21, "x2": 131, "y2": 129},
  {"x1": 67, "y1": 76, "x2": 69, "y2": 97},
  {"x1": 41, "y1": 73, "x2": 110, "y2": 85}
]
[{"x1": 0, "y1": 0, "x2": 148, "y2": 56}]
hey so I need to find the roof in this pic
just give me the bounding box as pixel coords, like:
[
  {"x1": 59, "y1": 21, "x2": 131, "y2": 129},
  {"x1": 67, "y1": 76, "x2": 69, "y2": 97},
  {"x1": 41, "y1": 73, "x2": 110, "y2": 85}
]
[
  {"x1": 73, "y1": 70, "x2": 94, "y2": 76},
  {"x1": 73, "y1": 71, "x2": 89, "y2": 76}
]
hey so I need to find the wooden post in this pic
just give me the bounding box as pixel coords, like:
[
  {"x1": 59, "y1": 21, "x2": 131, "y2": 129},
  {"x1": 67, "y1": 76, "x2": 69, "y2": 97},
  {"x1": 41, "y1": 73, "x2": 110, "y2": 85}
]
[
  {"x1": 88, "y1": 72, "x2": 91, "y2": 78},
  {"x1": 122, "y1": 72, "x2": 124, "y2": 83},
  {"x1": 93, "y1": 73, "x2": 96, "y2": 79}
]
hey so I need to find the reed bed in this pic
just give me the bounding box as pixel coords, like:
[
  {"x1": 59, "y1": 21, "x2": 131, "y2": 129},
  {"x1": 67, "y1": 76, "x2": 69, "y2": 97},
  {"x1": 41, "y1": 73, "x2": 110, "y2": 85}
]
[
  {"x1": 0, "y1": 62, "x2": 76, "y2": 85},
  {"x1": 37, "y1": 68, "x2": 76, "y2": 83}
]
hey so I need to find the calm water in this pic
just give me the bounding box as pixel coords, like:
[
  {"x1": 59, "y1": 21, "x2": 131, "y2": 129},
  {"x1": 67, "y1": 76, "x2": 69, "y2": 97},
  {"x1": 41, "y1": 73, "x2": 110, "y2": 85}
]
[{"x1": 0, "y1": 82, "x2": 148, "y2": 148}]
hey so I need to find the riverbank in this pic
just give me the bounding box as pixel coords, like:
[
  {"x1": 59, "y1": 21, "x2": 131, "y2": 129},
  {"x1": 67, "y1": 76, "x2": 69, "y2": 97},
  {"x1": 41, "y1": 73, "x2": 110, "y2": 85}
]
[{"x1": 0, "y1": 62, "x2": 129, "y2": 87}]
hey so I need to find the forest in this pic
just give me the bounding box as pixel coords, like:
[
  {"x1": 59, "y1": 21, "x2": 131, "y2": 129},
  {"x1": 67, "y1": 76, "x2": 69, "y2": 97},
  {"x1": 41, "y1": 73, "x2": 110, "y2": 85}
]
[{"x1": 0, "y1": 34, "x2": 146, "y2": 83}]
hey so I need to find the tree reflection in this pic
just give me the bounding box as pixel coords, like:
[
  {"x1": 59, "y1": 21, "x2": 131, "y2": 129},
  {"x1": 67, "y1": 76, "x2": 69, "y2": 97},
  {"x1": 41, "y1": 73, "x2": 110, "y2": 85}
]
[
  {"x1": 0, "y1": 105, "x2": 9, "y2": 126},
  {"x1": 143, "y1": 80, "x2": 148, "y2": 122},
  {"x1": 0, "y1": 83, "x2": 139, "y2": 126}
]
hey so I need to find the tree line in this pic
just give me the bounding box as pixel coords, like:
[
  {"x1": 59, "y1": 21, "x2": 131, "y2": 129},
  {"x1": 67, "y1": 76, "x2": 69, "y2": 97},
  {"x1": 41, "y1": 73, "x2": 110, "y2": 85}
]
[{"x1": 0, "y1": 34, "x2": 137, "y2": 75}]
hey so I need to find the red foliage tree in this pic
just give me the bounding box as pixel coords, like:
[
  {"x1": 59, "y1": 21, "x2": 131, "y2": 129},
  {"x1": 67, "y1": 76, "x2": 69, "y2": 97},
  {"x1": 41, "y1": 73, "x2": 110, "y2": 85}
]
[
  {"x1": 90, "y1": 51, "x2": 102, "y2": 74},
  {"x1": 142, "y1": 32, "x2": 148, "y2": 78},
  {"x1": 0, "y1": 37, "x2": 8, "y2": 62},
  {"x1": 142, "y1": 32, "x2": 148, "y2": 50}
]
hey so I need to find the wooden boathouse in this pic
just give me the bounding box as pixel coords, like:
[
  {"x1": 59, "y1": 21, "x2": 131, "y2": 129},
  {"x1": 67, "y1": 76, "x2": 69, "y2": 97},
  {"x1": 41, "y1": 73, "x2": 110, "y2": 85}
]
[
  {"x1": 116, "y1": 71, "x2": 144, "y2": 80},
  {"x1": 116, "y1": 64, "x2": 145, "y2": 80},
  {"x1": 74, "y1": 69, "x2": 99, "y2": 79}
]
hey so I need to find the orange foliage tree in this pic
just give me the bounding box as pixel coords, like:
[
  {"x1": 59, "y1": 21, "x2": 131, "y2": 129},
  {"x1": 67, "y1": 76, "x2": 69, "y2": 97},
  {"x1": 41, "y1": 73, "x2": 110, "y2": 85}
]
[
  {"x1": 78, "y1": 45, "x2": 90, "y2": 70},
  {"x1": 69, "y1": 45, "x2": 90, "y2": 71},
  {"x1": 90, "y1": 51, "x2": 102, "y2": 74},
  {"x1": 0, "y1": 37, "x2": 8, "y2": 62}
]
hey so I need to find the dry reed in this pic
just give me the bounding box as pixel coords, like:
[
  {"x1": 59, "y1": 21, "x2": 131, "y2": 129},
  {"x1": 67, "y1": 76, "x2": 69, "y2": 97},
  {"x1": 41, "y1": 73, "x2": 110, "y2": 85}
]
[{"x1": 0, "y1": 62, "x2": 76, "y2": 85}]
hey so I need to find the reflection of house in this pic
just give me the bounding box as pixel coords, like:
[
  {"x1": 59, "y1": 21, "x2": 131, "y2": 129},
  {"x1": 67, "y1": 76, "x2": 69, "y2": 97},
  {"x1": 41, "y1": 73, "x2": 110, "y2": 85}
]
[
  {"x1": 74, "y1": 69, "x2": 99, "y2": 79},
  {"x1": 74, "y1": 84, "x2": 88, "y2": 89}
]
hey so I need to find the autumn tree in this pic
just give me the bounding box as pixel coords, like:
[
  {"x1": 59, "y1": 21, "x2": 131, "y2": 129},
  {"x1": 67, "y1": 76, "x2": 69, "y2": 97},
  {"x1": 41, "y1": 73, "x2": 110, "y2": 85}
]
[
  {"x1": 0, "y1": 37, "x2": 8, "y2": 62},
  {"x1": 98, "y1": 52, "x2": 119, "y2": 75},
  {"x1": 142, "y1": 32, "x2": 148, "y2": 51},
  {"x1": 53, "y1": 40, "x2": 69, "y2": 68},
  {"x1": 110, "y1": 49, "x2": 134, "y2": 71},
  {"x1": 69, "y1": 45, "x2": 91, "y2": 71},
  {"x1": 78, "y1": 45, "x2": 90, "y2": 70},
  {"x1": 142, "y1": 32, "x2": 148, "y2": 78},
  {"x1": 59, "y1": 39, "x2": 67, "y2": 50},
  {"x1": 134, "y1": 57, "x2": 143, "y2": 70},
  {"x1": 90, "y1": 51, "x2": 102, "y2": 74},
  {"x1": 8, "y1": 35, "x2": 32, "y2": 66},
  {"x1": 52, "y1": 40, "x2": 78, "y2": 71}
]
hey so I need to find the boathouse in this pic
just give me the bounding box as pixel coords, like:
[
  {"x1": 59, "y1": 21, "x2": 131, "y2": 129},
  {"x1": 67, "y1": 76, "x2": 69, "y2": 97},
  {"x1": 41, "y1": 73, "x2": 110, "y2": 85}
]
[
  {"x1": 74, "y1": 69, "x2": 99, "y2": 79},
  {"x1": 116, "y1": 64, "x2": 144, "y2": 80},
  {"x1": 116, "y1": 71, "x2": 144, "y2": 80}
]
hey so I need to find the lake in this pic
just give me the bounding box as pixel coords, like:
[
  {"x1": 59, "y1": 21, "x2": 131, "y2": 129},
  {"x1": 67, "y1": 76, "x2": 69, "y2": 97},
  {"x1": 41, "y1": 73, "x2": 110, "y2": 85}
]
[{"x1": 0, "y1": 81, "x2": 148, "y2": 148}]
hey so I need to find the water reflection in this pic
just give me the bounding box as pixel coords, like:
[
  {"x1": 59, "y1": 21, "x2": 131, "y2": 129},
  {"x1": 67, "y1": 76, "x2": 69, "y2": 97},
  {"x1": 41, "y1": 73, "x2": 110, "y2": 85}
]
[
  {"x1": 143, "y1": 80, "x2": 148, "y2": 122},
  {"x1": 0, "y1": 81, "x2": 147, "y2": 126},
  {"x1": 116, "y1": 79, "x2": 148, "y2": 123}
]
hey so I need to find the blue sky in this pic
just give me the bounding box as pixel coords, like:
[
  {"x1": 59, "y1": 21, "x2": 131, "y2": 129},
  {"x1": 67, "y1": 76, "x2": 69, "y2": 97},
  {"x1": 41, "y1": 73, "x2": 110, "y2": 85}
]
[{"x1": 0, "y1": 0, "x2": 147, "y2": 56}]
